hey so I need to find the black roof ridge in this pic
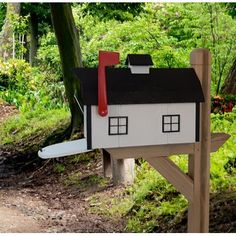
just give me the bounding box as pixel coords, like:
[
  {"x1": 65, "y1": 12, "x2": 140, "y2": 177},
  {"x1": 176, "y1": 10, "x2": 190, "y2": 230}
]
[{"x1": 125, "y1": 54, "x2": 154, "y2": 66}]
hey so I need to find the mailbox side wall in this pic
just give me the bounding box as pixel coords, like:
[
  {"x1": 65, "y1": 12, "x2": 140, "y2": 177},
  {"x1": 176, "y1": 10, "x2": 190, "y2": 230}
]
[{"x1": 88, "y1": 103, "x2": 196, "y2": 149}]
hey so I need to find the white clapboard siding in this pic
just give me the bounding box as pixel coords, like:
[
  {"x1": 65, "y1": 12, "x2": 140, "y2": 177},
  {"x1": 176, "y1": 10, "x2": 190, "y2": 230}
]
[{"x1": 89, "y1": 103, "x2": 196, "y2": 149}]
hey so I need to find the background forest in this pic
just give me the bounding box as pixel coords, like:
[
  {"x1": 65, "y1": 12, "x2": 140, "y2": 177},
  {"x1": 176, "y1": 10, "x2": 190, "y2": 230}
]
[{"x1": 0, "y1": 2, "x2": 236, "y2": 233}]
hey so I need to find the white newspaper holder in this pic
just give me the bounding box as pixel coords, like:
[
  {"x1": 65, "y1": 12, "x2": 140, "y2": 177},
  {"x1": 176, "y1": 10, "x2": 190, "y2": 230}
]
[{"x1": 38, "y1": 138, "x2": 91, "y2": 159}]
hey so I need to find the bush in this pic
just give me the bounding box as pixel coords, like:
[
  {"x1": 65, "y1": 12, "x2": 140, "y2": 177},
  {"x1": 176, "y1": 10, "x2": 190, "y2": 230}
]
[
  {"x1": 75, "y1": 10, "x2": 189, "y2": 68},
  {"x1": 0, "y1": 59, "x2": 66, "y2": 111},
  {"x1": 0, "y1": 59, "x2": 32, "y2": 108},
  {"x1": 211, "y1": 95, "x2": 236, "y2": 114},
  {"x1": 37, "y1": 32, "x2": 62, "y2": 77},
  {"x1": 0, "y1": 107, "x2": 70, "y2": 145}
]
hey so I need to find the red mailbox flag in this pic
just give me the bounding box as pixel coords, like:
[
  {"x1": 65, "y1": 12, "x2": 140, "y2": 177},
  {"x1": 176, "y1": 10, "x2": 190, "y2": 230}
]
[{"x1": 98, "y1": 51, "x2": 120, "y2": 117}]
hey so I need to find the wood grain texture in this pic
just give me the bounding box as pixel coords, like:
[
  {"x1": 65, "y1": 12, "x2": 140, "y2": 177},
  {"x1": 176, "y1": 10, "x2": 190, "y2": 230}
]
[
  {"x1": 189, "y1": 48, "x2": 211, "y2": 232},
  {"x1": 145, "y1": 156, "x2": 194, "y2": 202},
  {"x1": 106, "y1": 143, "x2": 195, "y2": 159},
  {"x1": 105, "y1": 132, "x2": 229, "y2": 160},
  {"x1": 187, "y1": 144, "x2": 201, "y2": 232},
  {"x1": 211, "y1": 132, "x2": 231, "y2": 152}
]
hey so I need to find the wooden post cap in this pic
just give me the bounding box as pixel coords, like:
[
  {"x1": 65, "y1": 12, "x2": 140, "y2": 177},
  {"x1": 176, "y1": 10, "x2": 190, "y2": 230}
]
[{"x1": 190, "y1": 48, "x2": 211, "y2": 66}]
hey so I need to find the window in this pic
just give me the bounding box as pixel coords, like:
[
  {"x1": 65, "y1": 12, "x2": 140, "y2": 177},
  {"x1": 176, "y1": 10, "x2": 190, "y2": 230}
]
[
  {"x1": 109, "y1": 116, "x2": 128, "y2": 135},
  {"x1": 162, "y1": 115, "x2": 180, "y2": 133}
]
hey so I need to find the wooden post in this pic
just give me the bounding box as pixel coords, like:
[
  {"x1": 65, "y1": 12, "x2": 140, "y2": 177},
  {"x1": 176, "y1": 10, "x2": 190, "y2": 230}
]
[
  {"x1": 188, "y1": 49, "x2": 211, "y2": 232},
  {"x1": 112, "y1": 158, "x2": 135, "y2": 185},
  {"x1": 102, "y1": 149, "x2": 135, "y2": 185},
  {"x1": 102, "y1": 149, "x2": 112, "y2": 178}
]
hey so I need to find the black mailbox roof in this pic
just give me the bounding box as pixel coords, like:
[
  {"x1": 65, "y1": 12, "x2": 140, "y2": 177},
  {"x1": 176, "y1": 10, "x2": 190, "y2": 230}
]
[{"x1": 74, "y1": 68, "x2": 205, "y2": 105}]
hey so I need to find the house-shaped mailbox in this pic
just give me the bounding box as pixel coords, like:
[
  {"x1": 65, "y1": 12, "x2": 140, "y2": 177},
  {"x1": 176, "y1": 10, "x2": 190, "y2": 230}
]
[
  {"x1": 39, "y1": 49, "x2": 232, "y2": 233},
  {"x1": 75, "y1": 51, "x2": 204, "y2": 150}
]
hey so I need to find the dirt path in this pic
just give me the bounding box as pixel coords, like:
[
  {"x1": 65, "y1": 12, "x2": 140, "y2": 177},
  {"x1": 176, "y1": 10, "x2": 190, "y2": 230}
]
[
  {"x1": 0, "y1": 164, "x2": 125, "y2": 232},
  {"x1": 0, "y1": 206, "x2": 41, "y2": 233},
  {"x1": 0, "y1": 155, "x2": 125, "y2": 233},
  {"x1": 0, "y1": 102, "x2": 18, "y2": 122}
]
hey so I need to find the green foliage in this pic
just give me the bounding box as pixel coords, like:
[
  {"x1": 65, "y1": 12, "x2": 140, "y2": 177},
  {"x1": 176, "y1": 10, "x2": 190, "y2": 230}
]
[
  {"x1": 37, "y1": 32, "x2": 62, "y2": 77},
  {"x1": 64, "y1": 172, "x2": 108, "y2": 190},
  {"x1": 64, "y1": 171, "x2": 82, "y2": 186},
  {"x1": 147, "y1": 3, "x2": 236, "y2": 95},
  {"x1": 77, "y1": 3, "x2": 144, "y2": 22},
  {"x1": 123, "y1": 161, "x2": 187, "y2": 232},
  {"x1": 74, "y1": 5, "x2": 189, "y2": 68},
  {"x1": 0, "y1": 108, "x2": 70, "y2": 145},
  {"x1": 0, "y1": 59, "x2": 32, "y2": 107},
  {"x1": 211, "y1": 95, "x2": 236, "y2": 114},
  {"x1": 53, "y1": 163, "x2": 66, "y2": 173},
  {"x1": 34, "y1": 32, "x2": 65, "y2": 111},
  {"x1": 21, "y1": 3, "x2": 51, "y2": 25},
  {"x1": 0, "y1": 59, "x2": 31, "y2": 88},
  {"x1": 210, "y1": 111, "x2": 236, "y2": 191},
  {"x1": 10, "y1": 13, "x2": 29, "y2": 35},
  {"x1": 68, "y1": 152, "x2": 94, "y2": 164},
  {"x1": 25, "y1": 3, "x2": 236, "y2": 100},
  {"x1": 0, "y1": 3, "x2": 6, "y2": 30},
  {"x1": 0, "y1": 59, "x2": 65, "y2": 111},
  {"x1": 2, "y1": 9, "x2": 30, "y2": 60},
  {"x1": 225, "y1": 3, "x2": 236, "y2": 18}
]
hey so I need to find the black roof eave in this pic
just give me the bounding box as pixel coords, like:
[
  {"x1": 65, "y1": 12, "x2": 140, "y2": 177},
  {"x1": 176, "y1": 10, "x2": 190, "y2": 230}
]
[{"x1": 75, "y1": 67, "x2": 205, "y2": 106}]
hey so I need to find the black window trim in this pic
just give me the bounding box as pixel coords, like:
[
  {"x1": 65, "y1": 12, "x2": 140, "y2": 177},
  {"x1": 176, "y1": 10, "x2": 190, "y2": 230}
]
[
  {"x1": 162, "y1": 114, "x2": 180, "y2": 133},
  {"x1": 108, "y1": 116, "x2": 128, "y2": 135}
]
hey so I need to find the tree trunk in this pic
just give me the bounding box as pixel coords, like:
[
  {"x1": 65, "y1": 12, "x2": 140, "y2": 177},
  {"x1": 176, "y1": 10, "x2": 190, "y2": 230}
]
[
  {"x1": 29, "y1": 11, "x2": 38, "y2": 66},
  {"x1": 50, "y1": 3, "x2": 83, "y2": 134},
  {"x1": 0, "y1": 3, "x2": 20, "y2": 60},
  {"x1": 221, "y1": 59, "x2": 236, "y2": 95}
]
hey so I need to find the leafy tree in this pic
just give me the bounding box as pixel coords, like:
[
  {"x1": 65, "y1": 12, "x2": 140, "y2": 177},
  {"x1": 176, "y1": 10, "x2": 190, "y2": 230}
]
[
  {"x1": 21, "y1": 3, "x2": 52, "y2": 66},
  {"x1": 221, "y1": 60, "x2": 236, "y2": 95},
  {"x1": 146, "y1": 3, "x2": 236, "y2": 95},
  {"x1": 73, "y1": 5, "x2": 188, "y2": 69},
  {"x1": 0, "y1": 3, "x2": 6, "y2": 30},
  {"x1": 77, "y1": 3, "x2": 144, "y2": 22},
  {"x1": 0, "y1": 3, "x2": 21, "y2": 60},
  {"x1": 225, "y1": 3, "x2": 236, "y2": 18},
  {"x1": 204, "y1": 3, "x2": 236, "y2": 95},
  {"x1": 50, "y1": 3, "x2": 83, "y2": 134}
]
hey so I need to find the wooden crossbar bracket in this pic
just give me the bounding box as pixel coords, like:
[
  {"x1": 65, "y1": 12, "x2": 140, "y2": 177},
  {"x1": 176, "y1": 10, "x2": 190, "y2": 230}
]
[
  {"x1": 106, "y1": 132, "x2": 230, "y2": 160},
  {"x1": 145, "y1": 156, "x2": 193, "y2": 202},
  {"x1": 106, "y1": 143, "x2": 194, "y2": 160},
  {"x1": 211, "y1": 132, "x2": 230, "y2": 152}
]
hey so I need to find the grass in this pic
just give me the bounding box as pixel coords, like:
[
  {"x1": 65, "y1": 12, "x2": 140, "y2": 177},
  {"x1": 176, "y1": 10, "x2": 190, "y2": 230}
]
[
  {"x1": 53, "y1": 163, "x2": 66, "y2": 173},
  {"x1": 64, "y1": 172, "x2": 109, "y2": 191},
  {"x1": 0, "y1": 108, "x2": 70, "y2": 145},
  {"x1": 89, "y1": 188, "x2": 133, "y2": 217}
]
